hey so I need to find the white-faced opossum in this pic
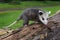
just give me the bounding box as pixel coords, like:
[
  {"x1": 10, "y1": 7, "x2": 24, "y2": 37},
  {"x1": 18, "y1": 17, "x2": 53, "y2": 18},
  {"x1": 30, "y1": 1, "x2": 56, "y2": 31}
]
[{"x1": 6, "y1": 8, "x2": 51, "y2": 31}]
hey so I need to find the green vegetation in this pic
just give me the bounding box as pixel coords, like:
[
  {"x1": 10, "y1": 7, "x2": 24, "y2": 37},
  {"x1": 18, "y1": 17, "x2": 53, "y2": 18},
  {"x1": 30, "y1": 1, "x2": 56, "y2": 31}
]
[
  {"x1": 0, "y1": 10, "x2": 23, "y2": 29},
  {"x1": 0, "y1": 5, "x2": 60, "y2": 29},
  {"x1": 0, "y1": 1, "x2": 60, "y2": 29},
  {"x1": 0, "y1": 1, "x2": 60, "y2": 9},
  {"x1": 43, "y1": 6, "x2": 60, "y2": 16}
]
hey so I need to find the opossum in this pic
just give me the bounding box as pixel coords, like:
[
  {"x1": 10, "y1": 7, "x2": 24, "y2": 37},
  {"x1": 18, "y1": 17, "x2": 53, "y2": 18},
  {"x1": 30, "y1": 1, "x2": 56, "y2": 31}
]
[{"x1": 6, "y1": 8, "x2": 51, "y2": 28}]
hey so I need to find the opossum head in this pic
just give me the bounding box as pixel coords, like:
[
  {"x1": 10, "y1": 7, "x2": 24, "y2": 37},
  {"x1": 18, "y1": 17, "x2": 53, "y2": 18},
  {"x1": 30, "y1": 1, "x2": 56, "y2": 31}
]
[{"x1": 38, "y1": 10, "x2": 51, "y2": 25}]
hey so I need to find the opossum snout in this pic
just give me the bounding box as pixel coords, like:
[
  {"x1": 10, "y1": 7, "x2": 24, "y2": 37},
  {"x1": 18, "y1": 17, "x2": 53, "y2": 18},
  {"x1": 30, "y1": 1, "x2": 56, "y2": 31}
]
[{"x1": 38, "y1": 14, "x2": 48, "y2": 25}]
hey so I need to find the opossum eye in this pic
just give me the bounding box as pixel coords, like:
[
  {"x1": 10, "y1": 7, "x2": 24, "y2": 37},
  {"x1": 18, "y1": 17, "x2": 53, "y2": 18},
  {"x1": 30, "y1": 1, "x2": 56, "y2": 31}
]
[
  {"x1": 39, "y1": 12, "x2": 43, "y2": 15},
  {"x1": 42, "y1": 17, "x2": 44, "y2": 20}
]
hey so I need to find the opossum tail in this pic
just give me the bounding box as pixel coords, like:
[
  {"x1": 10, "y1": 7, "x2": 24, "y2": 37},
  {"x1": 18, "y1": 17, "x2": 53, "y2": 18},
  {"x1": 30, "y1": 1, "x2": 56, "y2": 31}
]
[
  {"x1": 6, "y1": 21, "x2": 17, "y2": 28},
  {"x1": 4, "y1": 15, "x2": 22, "y2": 28},
  {"x1": 16, "y1": 15, "x2": 22, "y2": 21}
]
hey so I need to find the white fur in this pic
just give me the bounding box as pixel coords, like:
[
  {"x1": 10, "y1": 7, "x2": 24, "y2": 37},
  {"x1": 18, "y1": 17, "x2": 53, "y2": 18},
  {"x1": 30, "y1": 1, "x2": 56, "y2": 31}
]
[
  {"x1": 39, "y1": 10, "x2": 42, "y2": 13},
  {"x1": 38, "y1": 11, "x2": 51, "y2": 25},
  {"x1": 38, "y1": 14, "x2": 48, "y2": 25}
]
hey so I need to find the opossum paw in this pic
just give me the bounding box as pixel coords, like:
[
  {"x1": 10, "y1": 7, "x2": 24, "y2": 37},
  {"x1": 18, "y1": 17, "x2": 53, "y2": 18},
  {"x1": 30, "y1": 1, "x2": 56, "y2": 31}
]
[{"x1": 24, "y1": 25, "x2": 28, "y2": 27}]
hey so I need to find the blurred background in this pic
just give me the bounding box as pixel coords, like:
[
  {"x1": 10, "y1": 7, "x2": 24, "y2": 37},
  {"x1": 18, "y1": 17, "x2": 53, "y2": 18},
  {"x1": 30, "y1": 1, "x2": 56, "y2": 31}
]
[{"x1": 0, "y1": 0, "x2": 60, "y2": 29}]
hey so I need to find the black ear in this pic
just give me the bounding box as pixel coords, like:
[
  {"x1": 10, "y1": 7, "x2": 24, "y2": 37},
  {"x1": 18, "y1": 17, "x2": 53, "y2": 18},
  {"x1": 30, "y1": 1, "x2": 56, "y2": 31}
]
[{"x1": 39, "y1": 12, "x2": 43, "y2": 15}]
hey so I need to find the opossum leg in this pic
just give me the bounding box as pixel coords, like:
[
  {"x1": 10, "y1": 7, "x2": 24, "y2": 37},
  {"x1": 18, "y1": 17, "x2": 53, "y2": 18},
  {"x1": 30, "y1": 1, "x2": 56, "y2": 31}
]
[
  {"x1": 23, "y1": 16, "x2": 29, "y2": 27},
  {"x1": 23, "y1": 19, "x2": 29, "y2": 27},
  {"x1": 36, "y1": 20, "x2": 43, "y2": 24}
]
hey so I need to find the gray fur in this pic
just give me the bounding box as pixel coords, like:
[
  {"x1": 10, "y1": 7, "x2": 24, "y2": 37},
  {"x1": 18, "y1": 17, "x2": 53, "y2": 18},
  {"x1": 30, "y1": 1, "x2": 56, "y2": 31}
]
[{"x1": 17, "y1": 8, "x2": 48, "y2": 26}]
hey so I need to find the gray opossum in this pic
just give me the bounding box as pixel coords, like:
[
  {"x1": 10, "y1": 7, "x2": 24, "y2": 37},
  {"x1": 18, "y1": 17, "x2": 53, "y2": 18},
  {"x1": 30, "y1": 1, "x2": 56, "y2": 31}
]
[{"x1": 6, "y1": 8, "x2": 51, "y2": 28}]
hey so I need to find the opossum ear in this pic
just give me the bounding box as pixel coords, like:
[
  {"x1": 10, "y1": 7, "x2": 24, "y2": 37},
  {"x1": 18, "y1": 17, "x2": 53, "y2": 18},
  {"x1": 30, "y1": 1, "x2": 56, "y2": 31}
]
[
  {"x1": 48, "y1": 11, "x2": 51, "y2": 14},
  {"x1": 39, "y1": 11, "x2": 43, "y2": 15}
]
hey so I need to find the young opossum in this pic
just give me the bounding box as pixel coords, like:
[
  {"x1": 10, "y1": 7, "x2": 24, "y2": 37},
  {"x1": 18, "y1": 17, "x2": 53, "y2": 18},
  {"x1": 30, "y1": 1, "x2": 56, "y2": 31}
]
[{"x1": 6, "y1": 8, "x2": 51, "y2": 28}]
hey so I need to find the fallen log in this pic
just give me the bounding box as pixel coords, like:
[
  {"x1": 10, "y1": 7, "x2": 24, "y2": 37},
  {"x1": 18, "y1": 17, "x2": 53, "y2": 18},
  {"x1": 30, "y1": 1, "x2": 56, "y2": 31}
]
[{"x1": 0, "y1": 10, "x2": 60, "y2": 40}]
